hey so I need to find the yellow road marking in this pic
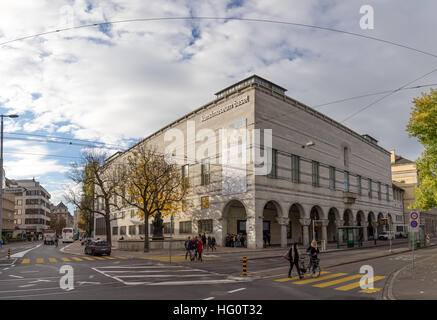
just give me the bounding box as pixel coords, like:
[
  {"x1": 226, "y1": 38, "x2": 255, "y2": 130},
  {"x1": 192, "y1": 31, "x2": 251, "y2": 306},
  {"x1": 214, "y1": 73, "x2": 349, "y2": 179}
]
[
  {"x1": 313, "y1": 274, "x2": 363, "y2": 288},
  {"x1": 72, "y1": 257, "x2": 83, "y2": 261},
  {"x1": 93, "y1": 256, "x2": 105, "y2": 260},
  {"x1": 21, "y1": 259, "x2": 30, "y2": 264},
  {"x1": 48, "y1": 258, "x2": 57, "y2": 263},
  {"x1": 293, "y1": 273, "x2": 347, "y2": 285},
  {"x1": 81, "y1": 257, "x2": 94, "y2": 261},
  {"x1": 61, "y1": 258, "x2": 71, "y2": 262},
  {"x1": 36, "y1": 258, "x2": 44, "y2": 263},
  {"x1": 115, "y1": 256, "x2": 128, "y2": 259},
  {"x1": 335, "y1": 276, "x2": 386, "y2": 291},
  {"x1": 275, "y1": 271, "x2": 330, "y2": 282},
  {"x1": 103, "y1": 256, "x2": 115, "y2": 260},
  {"x1": 360, "y1": 288, "x2": 382, "y2": 293}
]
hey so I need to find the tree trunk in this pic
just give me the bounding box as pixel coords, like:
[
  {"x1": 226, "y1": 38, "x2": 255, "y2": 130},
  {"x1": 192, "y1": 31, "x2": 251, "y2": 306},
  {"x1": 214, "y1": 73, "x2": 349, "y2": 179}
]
[
  {"x1": 105, "y1": 214, "x2": 112, "y2": 247},
  {"x1": 144, "y1": 213, "x2": 149, "y2": 253}
]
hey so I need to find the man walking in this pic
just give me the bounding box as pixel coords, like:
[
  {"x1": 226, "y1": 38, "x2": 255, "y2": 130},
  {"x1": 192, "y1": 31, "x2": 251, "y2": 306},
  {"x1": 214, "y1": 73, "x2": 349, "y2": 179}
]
[{"x1": 184, "y1": 236, "x2": 191, "y2": 260}]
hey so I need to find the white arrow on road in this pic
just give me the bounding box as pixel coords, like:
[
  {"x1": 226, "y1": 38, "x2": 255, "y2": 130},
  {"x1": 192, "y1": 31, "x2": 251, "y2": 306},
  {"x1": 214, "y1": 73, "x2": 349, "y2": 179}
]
[
  {"x1": 29, "y1": 279, "x2": 52, "y2": 284},
  {"x1": 77, "y1": 281, "x2": 101, "y2": 286},
  {"x1": 10, "y1": 244, "x2": 42, "y2": 258}
]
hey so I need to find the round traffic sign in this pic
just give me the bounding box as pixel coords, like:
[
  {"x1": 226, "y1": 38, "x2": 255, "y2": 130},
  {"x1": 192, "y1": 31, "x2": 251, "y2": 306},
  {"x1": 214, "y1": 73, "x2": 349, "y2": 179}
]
[
  {"x1": 411, "y1": 221, "x2": 418, "y2": 228},
  {"x1": 411, "y1": 212, "x2": 418, "y2": 220}
]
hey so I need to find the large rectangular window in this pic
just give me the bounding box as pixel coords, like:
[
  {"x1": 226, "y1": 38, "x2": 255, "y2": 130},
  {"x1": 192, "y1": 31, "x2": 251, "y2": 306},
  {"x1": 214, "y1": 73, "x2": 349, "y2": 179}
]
[
  {"x1": 139, "y1": 224, "x2": 145, "y2": 235},
  {"x1": 112, "y1": 226, "x2": 118, "y2": 236},
  {"x1": 163, "y1": 222, "x2": 173, "y2": 234},
  {"x1": 198, "y1": 219, "x2": 213, "y2": 233},
  {"x1": 357, "y1": 175, "x2": 362, "y2": 195},
  {"x1": 129, "y1": 225, "x2": 137, "y2": 235},
  {"x1": 95, "y1": 217, "x2": 106, "y2": 235},
  {"x1": 329, "y1": 166, "x2": 335, "y2": 190},
  {"x1": 312, "y1": 161, "x2": 319, "y2": 187},
  {"x1": 344, "y1": 171, "x2": 350, "y2": 191},
  {"x1": 201, "y1": 159, "x2": 210, "y2": 186},
  {"x1": 179, "y1": 221, "x2": 192, "y2": 234},
  {"x1": 267, "y1": 149, "x2": 277, "y2": 178},
  {"x1": 291, "y1": 155, "x2": 300, "y2": 183},
  {"x1": 119, "y1": 226, "x2": 126, "y2": 235},
  {"x1": 368, "y1": 179, "x2": 372, "y2": 198}
]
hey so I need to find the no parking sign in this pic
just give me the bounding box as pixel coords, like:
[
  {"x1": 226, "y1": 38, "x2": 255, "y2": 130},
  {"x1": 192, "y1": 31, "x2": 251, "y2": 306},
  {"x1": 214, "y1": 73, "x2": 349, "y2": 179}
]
[{"x1": 409, "y1": 210, "x2": 420, "y2": 232}]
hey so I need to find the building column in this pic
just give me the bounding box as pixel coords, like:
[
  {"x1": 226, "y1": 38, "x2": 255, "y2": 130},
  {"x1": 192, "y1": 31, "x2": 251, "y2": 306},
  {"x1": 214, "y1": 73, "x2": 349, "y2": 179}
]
[
  {"x1": 276, "y1": 216, "x2": 289, "y2": 248},
  {"x1": 320, "y1": 219, "x2": 329, "y2": 243},
  {"x1": 247, "y1": 200, "x2": 264, "y2": 249},
  {"x1": 362, "y1": 222, "x2": 369, "y2": 241},
  {"x1": 299, "y1": 218, "x2": 311, "y2": 247}
]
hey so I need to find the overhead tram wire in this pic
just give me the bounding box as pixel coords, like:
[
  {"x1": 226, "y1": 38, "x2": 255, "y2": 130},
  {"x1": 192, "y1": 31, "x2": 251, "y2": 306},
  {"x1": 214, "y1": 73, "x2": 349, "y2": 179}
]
[
  {"x1": 3, "y1": 151, "x2": 82, "y2": 159},
  {"x1": 1, "y1": 17, "x2": 437, "y2": 60},
  {"x1": 3, "y1": 136, "x2": 122, "y2": 150}
]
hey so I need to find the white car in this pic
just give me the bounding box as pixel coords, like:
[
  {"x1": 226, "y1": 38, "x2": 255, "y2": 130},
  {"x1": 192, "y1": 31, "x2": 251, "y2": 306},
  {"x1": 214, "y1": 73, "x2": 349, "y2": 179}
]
[{"x1": 378, "y1": 231, "x2": 394, "y2": 240}]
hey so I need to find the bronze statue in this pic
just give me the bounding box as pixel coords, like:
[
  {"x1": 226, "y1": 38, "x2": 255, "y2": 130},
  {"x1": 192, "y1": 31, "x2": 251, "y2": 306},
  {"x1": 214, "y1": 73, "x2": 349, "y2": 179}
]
[{"x1": 152, "y1": 211, "x2": 164, "y2": 240}]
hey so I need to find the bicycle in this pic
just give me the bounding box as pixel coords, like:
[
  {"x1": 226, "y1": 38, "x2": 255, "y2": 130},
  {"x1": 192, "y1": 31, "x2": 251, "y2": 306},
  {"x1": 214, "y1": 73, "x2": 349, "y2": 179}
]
[{"x1": 299, "y1": 254, "x2": 321, "y2": 278}]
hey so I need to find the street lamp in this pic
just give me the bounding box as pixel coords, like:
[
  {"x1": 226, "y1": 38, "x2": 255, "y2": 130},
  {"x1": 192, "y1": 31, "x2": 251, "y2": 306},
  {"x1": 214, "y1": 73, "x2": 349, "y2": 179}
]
[
  {"x1": 302, "y1": 141, "x2": 315, "y2": 148},
  {"x1": 0, "y1": 114, "x2": 19, "y2": 245}
]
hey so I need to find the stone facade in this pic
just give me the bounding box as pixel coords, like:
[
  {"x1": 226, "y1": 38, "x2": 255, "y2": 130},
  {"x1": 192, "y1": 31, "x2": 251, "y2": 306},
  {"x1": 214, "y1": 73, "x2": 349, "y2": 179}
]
[{"x1": 94, "y1": 75, "x2": 404, "y2": 248}]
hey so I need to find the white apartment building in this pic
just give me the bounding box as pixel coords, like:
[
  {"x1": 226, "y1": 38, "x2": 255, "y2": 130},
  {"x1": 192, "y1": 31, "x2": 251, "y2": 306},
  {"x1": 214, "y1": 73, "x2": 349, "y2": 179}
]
[
  {"x1": 94, "y1": 75, "x2": 403, "y2": 248},
  {"x1": 8, "y1": 179, "x2": 51, "y2": 235}
]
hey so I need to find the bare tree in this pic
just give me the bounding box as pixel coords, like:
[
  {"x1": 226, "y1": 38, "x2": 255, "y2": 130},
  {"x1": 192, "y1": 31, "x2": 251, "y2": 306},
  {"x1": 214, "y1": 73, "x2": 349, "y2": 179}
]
[
  {"x1": 114, "y1": 145, "x2": 187, "y2": 252},
  {"x1": 65, "y1": 150, "x2": 125, "y2": 247}
]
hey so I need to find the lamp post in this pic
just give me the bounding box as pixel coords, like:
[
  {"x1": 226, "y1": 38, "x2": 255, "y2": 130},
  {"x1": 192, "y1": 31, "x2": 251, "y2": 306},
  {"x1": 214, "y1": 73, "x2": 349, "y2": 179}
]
[{"x1": 0, "y1": 114, "x2": 19, "y2": 243}]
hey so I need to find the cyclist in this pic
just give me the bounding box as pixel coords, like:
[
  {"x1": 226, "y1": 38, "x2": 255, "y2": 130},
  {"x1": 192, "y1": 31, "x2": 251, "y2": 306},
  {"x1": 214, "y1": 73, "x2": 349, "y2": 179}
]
[{"x1": 306, "y1": 240, "x2": 320, "y2": 274}]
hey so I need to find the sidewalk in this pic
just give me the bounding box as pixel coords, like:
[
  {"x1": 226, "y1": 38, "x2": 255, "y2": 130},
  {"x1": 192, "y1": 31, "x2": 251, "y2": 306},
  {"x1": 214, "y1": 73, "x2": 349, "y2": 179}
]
[{"x1": 386, "y1": 247, "x2": 437, "y2": 299}]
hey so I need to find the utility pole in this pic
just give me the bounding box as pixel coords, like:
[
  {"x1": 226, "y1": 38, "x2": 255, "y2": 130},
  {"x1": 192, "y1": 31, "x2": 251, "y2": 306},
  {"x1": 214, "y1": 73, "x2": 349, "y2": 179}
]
[{"x1": 0, "y1": 114, "x2": 19, "y2": 243}]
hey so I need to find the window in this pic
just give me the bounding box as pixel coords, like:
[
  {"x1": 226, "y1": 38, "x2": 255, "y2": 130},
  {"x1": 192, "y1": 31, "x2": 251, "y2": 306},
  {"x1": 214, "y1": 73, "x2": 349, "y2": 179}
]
[
  {"x1": 344, "y1": 171, "x2": 349, "y2": 191},
  {"x1": 312, "y1": 161, "x2": 319, "y2": 187},
  {"x1": 198, "y1": 219, "x2": 213, "y2": 233},
  {"x1": 16, "y1": 199, "x2": 22, "y2": 206},
  {"x1": 377, "y1": 182, "x2": 381, "y2": 200},
  {"x1": 121, "y1": 211, "x2": 125, "y2": 219},
  {"x1": 386, "y1": 185, "x2": 390, "y2": 201},
  {"x1": 343, "y1": 147, "x2": 349, "y2": 167},
  {"x1": 130, "y1": 210, "x2": 135, "y2": 218},
  {"x1": 163, "y1": 222, "x2": 173, "y2": 234},
  {"x1": 119, "y1": 226, "x2": 126, "y2": 235},
  {"x1": 139, "y1": 224, "x2": 145, "y2": 234},
  {"x1": 95, "y1": 217, "x2": 106, "y2": 235},
  {"x1": 395, "y1": 215, "x2": 403, "y2": 222},
  {"x1": 357, "y1": 175, "x2": 362, "y2": 195},
  {"x1": 201, "y1": 159, "x2": 210, "y2": 185},
  {"x1": 182, "y1": 164, "x2": 189, "y2": 186},
  {"x1": 368, "y1": 178, "x2": 372, "y2": 198},
  {"x1": 179, "y1": 221, "x2": 192, "y2": 234},
  {"x1": 396, "y1": 226, "x2": 403, "y2": 232},
  {"x1": 17, "y1": 218, "x2": 22, "y2": 224},
  {"x1": 267, "y1": 149, "x2": 277, "y2": 178},
  {"x1": 291, "y1": 155, "x2": 300, "y2": 183},
  {"x1": 26, "y1": 199, "x2": 40, "y2": 205},
  {"x1": 25, "y1": 209, "x2": 45, "y2": 215},
  {"x1": 15, "y1": 209, "x2": 22, "y2": 215},
  {"x1": 237, "y1": 220, "x2": 247, "y2": 235},
  {"x1": 329, "y1": 166, "x2": 335, "y2": 190},
  {"x1": 129, "y1": 225, "x2": 137, "y2": 235},
  {"x1": 112, "y1": 226, "x2": 118, "y2": 235}
]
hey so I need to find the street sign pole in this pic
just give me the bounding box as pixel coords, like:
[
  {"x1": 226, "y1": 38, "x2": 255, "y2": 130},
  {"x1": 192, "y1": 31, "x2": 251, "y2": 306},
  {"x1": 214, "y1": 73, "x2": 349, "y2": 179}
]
[
  {"x1": 409, "y1": 210, "x2": 420, "y2": 278},
  {"x1": 389, "y1": 220, "x2": 392, "y2": 254},
  {"x1": 169, "y1": 213, "x2": 174, "y2": 264}
]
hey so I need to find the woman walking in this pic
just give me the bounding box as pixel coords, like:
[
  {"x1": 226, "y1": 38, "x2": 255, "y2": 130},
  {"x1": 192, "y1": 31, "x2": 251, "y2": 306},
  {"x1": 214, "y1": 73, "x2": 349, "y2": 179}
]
[
  {"x1": 288, "y1": 243, "x2": 303, "y2": 279},
  {"x1": 196, "y1": 236, "x2": 203, "y2": 262}
]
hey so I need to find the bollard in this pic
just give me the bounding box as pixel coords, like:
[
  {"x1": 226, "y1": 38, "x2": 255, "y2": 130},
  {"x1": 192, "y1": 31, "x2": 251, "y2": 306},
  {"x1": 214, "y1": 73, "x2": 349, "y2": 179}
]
[
  {"x1": 242, "y1": 257, "x2": 247, "y2": 276},
  {"x1": 8, "y1": 248, "x2": 11, "y2": 259}
]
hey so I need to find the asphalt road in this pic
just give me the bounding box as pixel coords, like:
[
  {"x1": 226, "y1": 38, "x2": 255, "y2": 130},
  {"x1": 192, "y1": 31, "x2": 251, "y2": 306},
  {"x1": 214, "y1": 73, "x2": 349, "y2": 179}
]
[{"x1": 0, "y1": 240, "x2": 433, "y2": 300}]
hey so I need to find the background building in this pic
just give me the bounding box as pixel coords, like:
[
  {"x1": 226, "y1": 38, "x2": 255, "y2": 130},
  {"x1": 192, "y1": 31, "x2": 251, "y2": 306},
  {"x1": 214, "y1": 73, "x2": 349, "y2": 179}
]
[
  {"x1": 95, "y1": 75, "x2": 406, "y2": 248},
  {"x1": 8, "y1": 178, "x2": 51, "y2": 236},
  {"x1": 51, "y1": 202, "x2": 74, "y2": 228},
  {"x1": 1, "y1": 178, "x2": 16, "y2": 239}
]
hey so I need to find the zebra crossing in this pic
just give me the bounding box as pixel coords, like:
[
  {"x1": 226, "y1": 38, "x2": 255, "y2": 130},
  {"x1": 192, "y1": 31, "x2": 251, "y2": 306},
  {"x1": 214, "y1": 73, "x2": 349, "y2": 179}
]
[
  {"x1": 93, "y1": 263, "x2": 250, "y2": 286},
  {"x1": 274, "y1": 271, "x2": 386, "y2": 294},
  {"x1": 19, "y1": 255, "x2": 129, "y2": 265}
]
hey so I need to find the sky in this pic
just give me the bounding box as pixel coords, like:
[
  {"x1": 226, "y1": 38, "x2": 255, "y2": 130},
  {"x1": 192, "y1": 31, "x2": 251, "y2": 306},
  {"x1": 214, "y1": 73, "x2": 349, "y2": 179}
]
[{"x1": 0, "y1": 0, "x2": 436, "y2": 212}]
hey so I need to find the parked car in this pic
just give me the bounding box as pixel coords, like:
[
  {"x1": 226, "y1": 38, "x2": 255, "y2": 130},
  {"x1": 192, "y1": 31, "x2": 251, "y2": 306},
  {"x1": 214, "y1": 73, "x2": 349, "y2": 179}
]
[
  {"x1": 378, "y1": 231, "x2": 394, "y2": 240},
  {"x1": 84, "y1": 240, "x2": 111, "y2": 256}
]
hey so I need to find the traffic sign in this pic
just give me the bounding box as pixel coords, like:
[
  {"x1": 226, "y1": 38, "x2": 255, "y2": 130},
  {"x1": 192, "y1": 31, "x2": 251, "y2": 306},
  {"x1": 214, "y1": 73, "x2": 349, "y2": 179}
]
[{"x1": 409, "y1": 209, "x2": 420, "y2": 233}]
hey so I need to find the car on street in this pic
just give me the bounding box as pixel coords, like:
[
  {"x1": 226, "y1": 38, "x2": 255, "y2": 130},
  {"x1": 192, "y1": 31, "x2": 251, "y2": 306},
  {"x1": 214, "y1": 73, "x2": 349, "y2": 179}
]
[
  {"x1": 84, "y1": 240, "x2": 111, "y2": 256},
  {"x1": 378, "y1": 231, "x2": 394, "y2": 240}
]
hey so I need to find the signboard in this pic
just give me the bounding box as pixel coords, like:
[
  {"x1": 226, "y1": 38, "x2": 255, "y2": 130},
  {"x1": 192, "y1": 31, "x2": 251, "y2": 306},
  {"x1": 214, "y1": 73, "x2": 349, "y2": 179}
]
[
  {"x1": 409, "y1": 209, "x2": 420, "y2": 233},
  {"x1": 4, "y1": 187, "x2": 25, "y2": 193}
]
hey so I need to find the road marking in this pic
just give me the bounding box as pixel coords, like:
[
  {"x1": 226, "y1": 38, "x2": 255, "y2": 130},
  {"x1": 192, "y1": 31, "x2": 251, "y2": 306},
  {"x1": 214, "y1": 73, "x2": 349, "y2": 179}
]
[
  {"x1": 48, "y1": 258, "x2": 57, "y2": 263},
  {"x1": 335, "y1": 276, "x2": 386, "y2": 291},
  {"x1": 9, "y1": 275, "x2": 24, "y2": 279},
  {"x1": 10, "y1": 244, "x2": 42, "y2": 258},
  {"x1": 203, "y1": 297, "x2": 215, "y2": 300},
  {"x1": 313, "y1": 274, "x2": 363, "y2": 288},
  {"x1": 21, "y1": 259, "x2": 30, "y2": 264},
  {"x1": 3, "y1": 268, "x2": 9, "y2": 271},
  {"x1": 115, "y1": 274, "x2": 212, "y2": 278},
  {"x1": 103, "y1": 256, "x2": 115, "y2": 260},
  {"x1": 115, "y1": 256, "x2": 128, "y2": 259},
  {"x1": 360, "y1": 288, "x2": 382, "y2": 293},
  {"x1": 29, "y1": 279, "x2": 52, "y2": 283},
  {"x1": 77, "y1": 281, "x2": 101, "y2": 286},
  {"x1": 36, "y1": 258, "x2": 44, "y2": 263},
  {"x1": 148, "y1": 279, "x2": 249, "y2": 286},
  {"x1": 19, "y1": 284, "x2": 37, "y2": 288},
  {"x1": 93, "y1": 257, "x2": 105, "y2": 260},
  {"x1": 228, "y1": 287, "x2": 246, "y2": 294},
  {"x1": 82, "y1": 257, "x2": 94, "y2": 261},
  {"x1": 72, "y1": 257, "x2": 83, "y2": 262},
  {"x1": 61, "y1": 258, "x2": 71, "y2": 262},
  {"x1": 293, "y1": 273, "x2": 348, "y2": 285},
  {"x1": 19, "y1": 271, "x2": 38, "y2": 274},
  {"x1": 275, "y1": 271, "x2": 330, "y2": 282}
]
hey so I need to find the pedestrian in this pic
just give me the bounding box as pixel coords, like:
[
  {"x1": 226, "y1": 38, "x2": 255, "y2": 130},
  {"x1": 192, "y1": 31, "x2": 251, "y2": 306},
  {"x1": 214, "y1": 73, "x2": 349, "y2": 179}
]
[
  {"x1": 236, "y1": 234, "x2": 241, "y2": 247},
  {"x1": 184, "y1": 236, "x2": 191, "y2": 260},
  {"x1": 233, "y1": 234, "x2": 237, "y2": 247},
  {"x1": 358, "y1": 232, "x2": 363, "y2": 247},
  {"x1": 207, "y1": 235, "x2": 212, "y2": 251},
  {"x1": 202, "y1": 233, "x2": 207, "y2": 249},
  {"x1": 307, "y1": 240, "x2": 320, "y2": 273},
  {"x1": 288, "y1": 243, "x2": 303, "y2": 279},
  {"x1": 211, "y1": 236, "x2": 216, "y2": 251},
  {"x1": 196, "y1": 236, "x2": 203, "y2": 262},
  {"x1": 267, "y1": 232, "x2": 271, "y2": 247},
  {"x1": 190, "y1": 237, "x2": 197, "y2": 261},
  {"x1": 241, "y1": 234, "x2": 245, "y2": 248},
  {"x1": 263, "y1": 232, "x2": 267, "y2": 248}
]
